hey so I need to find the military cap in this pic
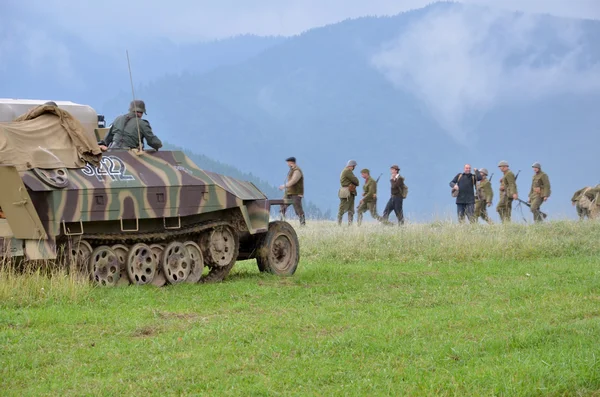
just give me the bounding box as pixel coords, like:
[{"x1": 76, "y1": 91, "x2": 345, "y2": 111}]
[
  {"x1": 531, "y1": 162, "x2": 541, "y2": 169},
  {"x1": 129, "y1": 99, "x2": 147, "y2": 114},
  {"x1": 347, "y1": 160, "x2": 357, "y2": 167},
  {"x1": 360, "y1": 168, "x2": 370, "y2": 174},
  {"x1": 479, "y1": 168, "x2": 489, "y2": 175},
  {"x1": 498, "y1": 160, "x2": 509, "y2": 167},
  {"x1": 285, "y1": 157, "x2": 296, "y2": 162},
  {"x1": 390, "y1": 164, "x2": 400, "y2": 171}
]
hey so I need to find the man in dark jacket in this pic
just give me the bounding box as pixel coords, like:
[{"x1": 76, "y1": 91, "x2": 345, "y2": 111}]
[
  {"x1": 449, "y1": 164, "x2": 482, "y2": 223},
  {"x1": 381, "y1": 164, "x2": 405, "y2": 225}
]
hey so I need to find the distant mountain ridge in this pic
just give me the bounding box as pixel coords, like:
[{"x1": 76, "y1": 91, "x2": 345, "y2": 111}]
[
  {"x1": 101, "y1": 2, "x2": 600, "y2": 220},
  {"x1": 4, "y1": 2, "x2": 600, "y2": 220}
]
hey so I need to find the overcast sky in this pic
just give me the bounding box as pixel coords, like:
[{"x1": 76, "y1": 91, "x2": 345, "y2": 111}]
[{"x1": 3, "y1": 0, "x2": 599, "y2": 47}]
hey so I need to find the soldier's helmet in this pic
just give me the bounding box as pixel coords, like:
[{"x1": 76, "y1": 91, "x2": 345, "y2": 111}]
[
  {"x1": 498, "y1": 160, "x2": 509, "y2": 167},
  {"x1": 129, "y1": 100, "x2": 147, "y2": 114},
  {"x1": 480, "y1": 168, "x2": 489, "y2": 175},
  {"x1": 531, "y1": 162, "x2": 541, "y2": 169},
  {"x1": 43, "y1": 101, "x2": 58, "y2": 107},
  {"x1": 347, "y1": 160, "x2": 357, "y2": 167}
]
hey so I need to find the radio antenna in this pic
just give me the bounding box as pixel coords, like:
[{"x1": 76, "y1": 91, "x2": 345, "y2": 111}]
[{"x1": 126, "y1": 50, "x2": 143, "y2": 153}]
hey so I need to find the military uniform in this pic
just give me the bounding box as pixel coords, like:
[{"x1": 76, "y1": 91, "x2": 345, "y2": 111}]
[
  {"x1": 281, "y1": 162, "x2": 305, "y2": 226},
  {"x1": 338, "y1": 162, "x2": 359, "y2": 225},
  {"x1": 528, "y1": 163, "x2": 551, "y2": 222},
  {"x1": 571, "y1": 187, "x2": 591, "y2": 220},
  {"x1": 103, "y1": 100, "x2": 162, "y2": 150},
  {"x1": 496, "y1": 162, "x2": 517, "y2": 223},
  {"x1": 356, "y1": 173, "x2": 381, "y2": 226},
  {"x1": 580, "y1": 185, "x2": 600, "y2": 219},
  {"x1": 474, "y1": 172, "x2": 493, "y2": 224}
]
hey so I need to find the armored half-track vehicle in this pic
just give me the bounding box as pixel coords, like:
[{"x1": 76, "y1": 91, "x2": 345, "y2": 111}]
[{"x1": 0, "y1": 99, "x2": 299, "y2": 286}]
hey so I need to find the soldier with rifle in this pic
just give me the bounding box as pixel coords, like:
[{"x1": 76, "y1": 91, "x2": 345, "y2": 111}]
[
  {"x1": 474, "y1": 168, "x2": 493, "y2": 224},
  {"x1": 356, "y1": 169, "x2": 381, "y2": 226},
  {"x1": 338, "y1": 160, "x2": 360, "y2": 226},
  {"x1": 527, "y1": 162, "x2": 551, "y2": 222},
  {"x1": 496, "y1": 160, "x2": 518, "y2": 223}
]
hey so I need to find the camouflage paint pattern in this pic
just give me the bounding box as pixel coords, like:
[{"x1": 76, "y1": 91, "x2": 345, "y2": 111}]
[{"x1": 1, "y1": 150, "x2": 273, "y2": 259}]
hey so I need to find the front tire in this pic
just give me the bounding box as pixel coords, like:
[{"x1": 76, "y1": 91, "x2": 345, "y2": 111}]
[{"x1": 256, "y1": 221, "x2": 300, "y2": 276}]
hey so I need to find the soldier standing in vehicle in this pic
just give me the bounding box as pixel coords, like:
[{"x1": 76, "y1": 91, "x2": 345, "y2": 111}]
[
  {"x1": 100, "y1": 100, "x2": 162, "y2": 151},
  {"x1": 496, "y1": 160, "x2": 518, "y2": 222},
  {"x1": 528, "y1": 162, "x2": 551, "y2": 222},
  {"x1": 279, "y1": 156, "x2": 305, "y2": 226},
  {"x1": 474, "y1": 168, "x2": 493, "y2": 224},
  {"x1": 338, "y1": 160, "x2": 359, "y2": 226},
  {"x1": 381, "y1": 164, "x2": 405, "y2": 225},
  {"x1": 356, "y1": 168, "x2": 381, "y2": 226}
]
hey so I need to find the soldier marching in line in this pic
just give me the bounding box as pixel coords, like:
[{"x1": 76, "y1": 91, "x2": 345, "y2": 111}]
[
  {"x1": 279, "y1": 156, "x2": 306, "y2": 226},
  {"x1": 528, "y1": 162, "x2": 551, "y2": 222},
  {"x1": 496, "y1": 160, "x2": 518, "y2": 223},
  {"x1": 571, "y1": 184, "x2": 600, "y2": 220},
  {"x1": 571, "y1": 187, "x2": 591, "y2": 220},
  {"x1": 356, "y1": 168, "x2": 381, "y2": 226},
  {"x1": 338, "y1": 160, "x2": 359, "y2": 225},
  {"x1": 474, "y1": 168, "x2": 493, "y2": 224},
  {"x1": 381, "y1": 164, "x2": 405, "y2": 225}
]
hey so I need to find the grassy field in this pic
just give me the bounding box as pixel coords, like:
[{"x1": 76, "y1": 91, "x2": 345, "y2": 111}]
[{"x1": 1, "y1": 221, "x2": 600, "y2": 396}]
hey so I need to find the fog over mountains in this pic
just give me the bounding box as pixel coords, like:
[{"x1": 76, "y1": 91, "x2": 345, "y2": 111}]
[{"x1": 2, "y1": 2, "x2": 599, "y2": 221}]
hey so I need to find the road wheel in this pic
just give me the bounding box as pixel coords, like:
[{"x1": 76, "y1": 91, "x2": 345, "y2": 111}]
[
  {"x1": 90, "y1": 246, "x2": 120, "y2": 286},
  {"x1": 126, "y1": 243, "x2": 156, "y2": 285},
  {"x1": 201, "y1": 225, "x2": 239, "y2": 283},
  {"x1": 256, "y1": 221, "x2": 299, "y2": 276}
]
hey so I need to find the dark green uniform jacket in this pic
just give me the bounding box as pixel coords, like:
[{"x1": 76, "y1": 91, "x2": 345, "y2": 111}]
[
  {"x1": 477, "y1": 179, "x2": 493, "y2": 202},
  {"x1": 362, "y1": 177, "x2": 377, "y2": 202},
  {"x1": 501, "y1": 171, "x2": 518, "y2": 196},
  {"x1": 105, "y1": 112, "x2": 163, "y2": 150},
  {"x1": 340, "y1": 168, "x2": 359, "y2": 196},
  {"x1": 529, "y1": 171, "x2": 551, "y2": 200}
]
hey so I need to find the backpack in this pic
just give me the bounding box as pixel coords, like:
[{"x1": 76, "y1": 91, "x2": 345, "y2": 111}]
[{"x1": 402, "y1": 183, "x2": 408, "y2": 199}]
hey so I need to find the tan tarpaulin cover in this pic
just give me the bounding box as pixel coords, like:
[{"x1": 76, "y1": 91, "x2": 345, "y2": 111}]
[{"x1": 0, "y1": 105, "x2": 102, "y2": 171}]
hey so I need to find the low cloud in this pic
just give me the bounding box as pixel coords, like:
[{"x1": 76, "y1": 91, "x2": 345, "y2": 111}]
[
  {"x1": 0, "y1": 21, "x2": 83, "y2": 91},
  {"x1": 371, "y1": 6, "x2": 600, "y2": 143}
]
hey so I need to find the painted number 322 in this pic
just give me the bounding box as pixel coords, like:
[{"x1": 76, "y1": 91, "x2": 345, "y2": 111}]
[{"x1": 81, "y1": 156, "x2": 135, "y2": 182}]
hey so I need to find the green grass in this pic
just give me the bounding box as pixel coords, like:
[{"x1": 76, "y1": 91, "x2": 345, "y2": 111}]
[{"x1": 1, "y1": 221, "x2": 600, "y2": 396}]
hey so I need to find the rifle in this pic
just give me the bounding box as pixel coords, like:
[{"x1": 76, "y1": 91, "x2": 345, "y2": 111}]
[
  {"x1": 375, "y1": 173, "x2": 383, "y2": 183},
  {"x1": 489, "y1": 173, "x2": 494, "y2": 183},
  {"x1": 514, "y1": 169, "x2": 521, "y2": 181},
  {"x1": 516, "y1": 198, "x2": 547, "y2": 219}
]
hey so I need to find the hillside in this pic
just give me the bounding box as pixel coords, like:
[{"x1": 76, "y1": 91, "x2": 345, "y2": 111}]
[{"x1": 100, "y1": 2, "x2": 600, "y2": 220}]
